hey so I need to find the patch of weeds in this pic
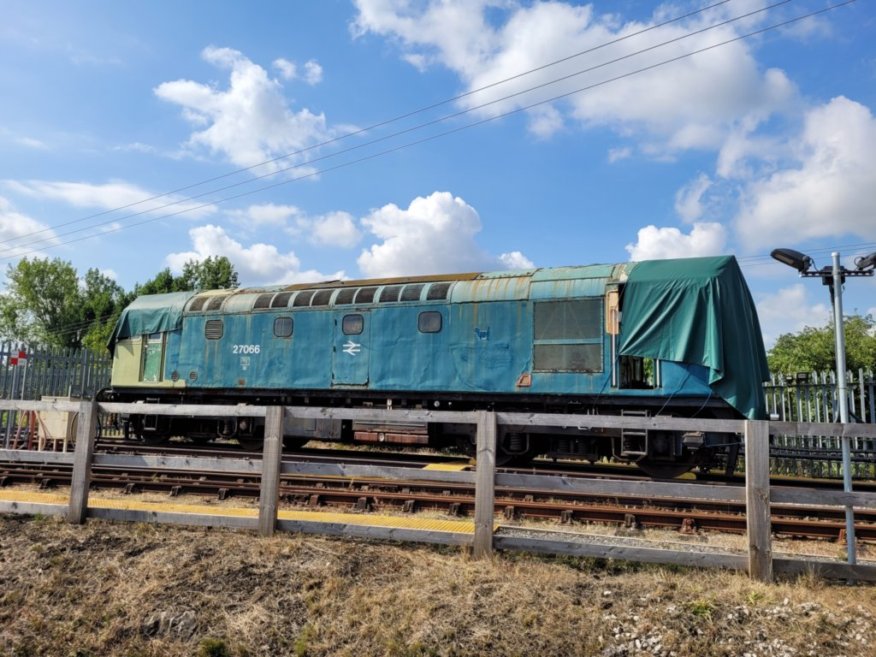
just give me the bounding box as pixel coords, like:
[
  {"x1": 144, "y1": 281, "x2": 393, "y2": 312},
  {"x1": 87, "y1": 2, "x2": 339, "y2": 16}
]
[
  {"x1": 747, "y1": 590, "x2": 765, "y2": 606},
  {"x1": 31, "y1": 513, "x2": 52, "y2": 524},
  {"x1": 196, "y1": 637, "x2": 230, "y2": 657},
  {"x1": 688, "y1": 599, "x2": 715, "y2": 621},
  {"x1": 294, "y1": 624, "x2": 316, "y2": 657}
]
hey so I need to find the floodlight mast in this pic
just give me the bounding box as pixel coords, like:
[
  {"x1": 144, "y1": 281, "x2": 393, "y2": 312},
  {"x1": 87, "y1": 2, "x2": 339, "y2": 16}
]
[{"x1": 770, "y1": 248, "x2": 876, "y2": 567}]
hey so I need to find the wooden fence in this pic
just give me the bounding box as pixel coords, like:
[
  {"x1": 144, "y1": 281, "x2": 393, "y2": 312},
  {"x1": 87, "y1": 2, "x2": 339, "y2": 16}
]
[
  {"x1": 1, "y1": 400, "x2": 875, "y2": 582},
  {"x1": 0, "y1": 341, "x2": 874, "y2": 480}
]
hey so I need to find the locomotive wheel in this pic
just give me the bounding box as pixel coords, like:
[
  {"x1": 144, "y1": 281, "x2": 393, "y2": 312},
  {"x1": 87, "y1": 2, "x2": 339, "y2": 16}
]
[
  {"x1": 141, "y1": 432, "x2": 170, "y2": 446},
  {"x1": 236, "y1": 434, "x2": 263, "y2": 452},
  {"x1": 634, "y1": 456, "x2": 697, "y2": 479},
  {"x1": 283, "y1": 436, "x2": 308, "y2": 451}
]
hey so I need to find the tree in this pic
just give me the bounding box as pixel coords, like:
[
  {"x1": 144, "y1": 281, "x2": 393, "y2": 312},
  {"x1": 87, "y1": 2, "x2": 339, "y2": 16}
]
[
  {"x1": 132, "y1": 257, "x2": 239, "y2": 296},
  {"x1": 79, "y1": 268, "x2": 128, "y2": 352},
  {"x1": 0, "y1": 256, "x2": 241, "y2": 351},
  {"x1": 0, "y1": 258, "x2": 82, "y2": 347},
  {"x1": 132, "y1": 267, "x2": 180, "y2": 297},
  {"x1": 768, "y1": 315, "x2": 876, "y2": 373},
  {"x1": 179, "y1": 256, "x2": 239, "y2": 291}
]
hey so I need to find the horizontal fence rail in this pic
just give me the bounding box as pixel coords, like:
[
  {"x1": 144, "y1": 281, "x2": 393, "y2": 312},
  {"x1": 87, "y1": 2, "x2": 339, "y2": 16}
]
[
  {"x1": 0, "y1": 338, "x2": 872, "y2": 480},
  {"x1": 0, "y1": 401, "x2": 875, "y2": 582}
]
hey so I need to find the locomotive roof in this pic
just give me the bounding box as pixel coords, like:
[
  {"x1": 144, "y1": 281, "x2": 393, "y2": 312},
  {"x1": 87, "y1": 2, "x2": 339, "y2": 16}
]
[{"x1": 174, "y1": 262, "x2": 631, "y2": 314}]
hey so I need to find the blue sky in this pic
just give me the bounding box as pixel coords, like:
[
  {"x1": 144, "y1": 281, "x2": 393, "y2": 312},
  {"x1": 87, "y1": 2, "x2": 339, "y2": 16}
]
[{"x1": 1, "y1": 0, "x2": 875, "y2": 345}]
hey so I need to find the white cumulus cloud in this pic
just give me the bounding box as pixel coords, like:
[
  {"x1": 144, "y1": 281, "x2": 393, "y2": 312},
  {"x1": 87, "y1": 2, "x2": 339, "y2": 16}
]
[
  {"x1": 352, "y1": 0, "x2": 795, "y2": 150},
  {"x1": 735, "y1": 96, "x2": 876, "y2": 249},
  {"x1": 625, "y1": 222, "x2": 726, "y2": 261},
  {"x1": 755, "y1": 283, "x2": 832, "y2": 348},
  {"x1": 166, "y1": 224, "x2": 342, "y2": 286},
  {"x1": 231, "y1": 203, "x2": 361, "y2": 248},
  {"x1": 155, "y1": 47, "x2": 338, "y2": 172},
  {"x1": 357, "y1": 191, "x2": 532, "y2": 277},
  {"x1": 309, "y1": 211, "x2": 361, "y2": 248}
]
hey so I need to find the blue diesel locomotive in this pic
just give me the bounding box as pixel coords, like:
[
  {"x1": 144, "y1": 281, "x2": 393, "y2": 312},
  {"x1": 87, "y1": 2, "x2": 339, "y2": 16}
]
[{"x1": 105, "y1": 255, "x2": 769, "y2": 476}]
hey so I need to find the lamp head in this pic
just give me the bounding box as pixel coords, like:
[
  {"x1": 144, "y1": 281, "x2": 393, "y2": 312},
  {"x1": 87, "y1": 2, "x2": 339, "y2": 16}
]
[
  {"x1": 770, "y1": 248, "x2": 814, "y2": 273},
  {"x1": 855, "y1": 251, "x2": 876, "y2": 272}
]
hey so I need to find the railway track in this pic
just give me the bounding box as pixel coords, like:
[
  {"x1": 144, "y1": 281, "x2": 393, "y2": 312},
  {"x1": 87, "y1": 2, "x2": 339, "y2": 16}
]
[{"x1": 2, "y1": 443, "x2": 875, "y2": 542}]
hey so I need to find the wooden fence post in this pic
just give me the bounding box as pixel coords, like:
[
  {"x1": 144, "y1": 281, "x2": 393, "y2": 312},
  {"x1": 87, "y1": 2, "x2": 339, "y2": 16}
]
[
  {"x1": 258, "y1": 406, "x2": 284, "y2": 536},
  {"x1": 473, "y1": 410, "x2": 497, "y2": 558},
  {"x1": 745, "y1": 420, "x2": 773, "y2": 582},
  {"x1": 67, "y1": 400, "x2": 98, "y2": 524}
]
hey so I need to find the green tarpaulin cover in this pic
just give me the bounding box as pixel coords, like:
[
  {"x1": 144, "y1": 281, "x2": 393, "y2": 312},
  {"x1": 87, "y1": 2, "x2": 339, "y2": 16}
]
[
  {"x1": 618, "y1": 256, "x2": 769, "y2": 419},
  {"x1": 107, "y1": 291, "x2": 196, "y2": 354}
]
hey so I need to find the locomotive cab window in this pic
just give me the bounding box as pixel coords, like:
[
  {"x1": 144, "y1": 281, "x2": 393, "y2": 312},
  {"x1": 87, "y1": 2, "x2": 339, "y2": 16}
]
[
  {"x1": 273, "y1": 316, "x2": 293, "y2": 338},
  {"x1": 610, "y1": 285, "x2": 660, "y2": 389},
  {"x1": 140, "y1": 332, "x2": 164, "y2": 383},
  {"x1": 342, "y1": 314, "x2": 364, "y2": 335},
  {"x1": 533, "y1": 299, "x2": 603, "y2": 373},
  {"x1": 418, "y1": 311, "x2": 442, "y2": 333},
  {"x1": 620, "y1": 356, "x2": 660, "y2": 389}
]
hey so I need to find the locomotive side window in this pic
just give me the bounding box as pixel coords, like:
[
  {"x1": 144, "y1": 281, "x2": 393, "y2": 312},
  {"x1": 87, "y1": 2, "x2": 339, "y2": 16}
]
[
  {"x1": 205, "y1": 319, "x2": 224, "y2": 340},
  {"x1": 188, "y1": 295, "x2": 210, "y2": 312},
  {"x1": 205, "y1": 296, "x2": 226, "y2": 311},
  {"x1": 533, "y1": 299, "x2": 602, "y2": 372},
  {"x1": 355, "y1": 287, "x2": 377, "y2": 304},
  {"x1": 335, "y1": 288, "x2": 357, "y2": 305},
  {"x1": 271, "y1": 292, "x2": 294, "y2": 308},
  {"x1": 426, "y1": 282, "x2": 451, "y2": 300},
  {"x1": 342, "y1": 314, "x2": 364, "y2": 335},
  {"x1": 293, "y1": 290, "x2": 314, "y2": 307},
  {"x1": 273, "y1": 316, "x2": 293, "y2": 338},
  {"x1": 311, "y1": 289, "x2": 334, "y2": 306},
  {"x1": 401, "y1": 284, "x2": 424, "y2": 302},
  {"x1": 379, "y1": 285, "x2": 402, "y2": 303},
  {"x1": 418, "y1": 311, "x2": 442, "y2": 333},
  {"x1": 253, "y1": 293, "x2": 273, "y2": 310}
]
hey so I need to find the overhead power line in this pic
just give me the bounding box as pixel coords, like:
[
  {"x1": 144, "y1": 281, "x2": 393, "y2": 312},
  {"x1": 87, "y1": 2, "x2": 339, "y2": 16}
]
[
  {"x1": 0, "y1": 0, "x2": 736, "y2": 250},
  {"x1": 3, "y1": 0, "x2": 795, "y2": 257},
  {"x1": 0, "y1": 0, "x2": 858, "y2": 263}
]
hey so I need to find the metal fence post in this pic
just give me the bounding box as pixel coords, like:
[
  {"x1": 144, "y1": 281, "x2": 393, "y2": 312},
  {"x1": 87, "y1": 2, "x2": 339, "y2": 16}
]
[
  {"x1": 258, "y1": 406, "x2": 284, "y2": 536},
  {"x1": 473, "y1": 410, "x2": 497, "y2": 558},
  {"x1": 67, "y1": 400, "x2": 98, "y2": 524},
  {"x1": 745, "y1": 420, "x2": 773, "y2": 582}
]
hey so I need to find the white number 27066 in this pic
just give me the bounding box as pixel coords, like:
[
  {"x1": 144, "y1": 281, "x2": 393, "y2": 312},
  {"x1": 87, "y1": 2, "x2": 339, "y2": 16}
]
[{"x1": 232, "y1": 344, "x2": 261, "y2": 355}]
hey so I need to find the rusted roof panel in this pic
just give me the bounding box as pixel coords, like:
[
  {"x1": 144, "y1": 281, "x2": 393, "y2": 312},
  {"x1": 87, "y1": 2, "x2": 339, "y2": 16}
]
[
  {"x1": 530, "y1": 264, "x2": 616, "y2": 281},
  {"x1": 450, "y1": 274, "x2": 532, "y2": 302}
]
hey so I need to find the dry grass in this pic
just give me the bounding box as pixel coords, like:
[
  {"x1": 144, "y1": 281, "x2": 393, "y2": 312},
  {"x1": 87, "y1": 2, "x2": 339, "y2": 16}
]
[{"x1": 1, "y1": 515, "x2": 875, "y2": 657}]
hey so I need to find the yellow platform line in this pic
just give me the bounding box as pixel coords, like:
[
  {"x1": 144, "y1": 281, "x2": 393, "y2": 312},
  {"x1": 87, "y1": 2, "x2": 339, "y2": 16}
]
[
  {"x1": 422, "y1": 462, "x2": 471, "y2": 471},
  {"x1": 0, "y1": 490, "x2": 476, "y2": 534}
]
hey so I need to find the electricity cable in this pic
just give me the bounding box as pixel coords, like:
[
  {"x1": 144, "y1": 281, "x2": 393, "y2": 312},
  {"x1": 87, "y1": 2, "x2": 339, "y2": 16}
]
[
  {"x1": 0, "y1": 0, "x2": 738, "y2": 249},
  {"x1": 2, "y1": 0, "x2": 839, "y2": 261}
]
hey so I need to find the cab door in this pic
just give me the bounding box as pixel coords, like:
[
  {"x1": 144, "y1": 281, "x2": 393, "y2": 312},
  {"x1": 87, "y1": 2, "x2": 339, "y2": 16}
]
[
  {"x1": 332, "y1": 311, "x2": 370, "y2": 386},
  {"x1": 140, "y1": 333, "x2": 164, "y2": 382}
]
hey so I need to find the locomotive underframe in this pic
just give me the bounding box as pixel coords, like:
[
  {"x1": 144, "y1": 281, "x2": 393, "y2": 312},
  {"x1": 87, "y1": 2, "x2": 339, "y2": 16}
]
[{"x1": 104, "y1": 386, "x2": 742, "y2": 476}]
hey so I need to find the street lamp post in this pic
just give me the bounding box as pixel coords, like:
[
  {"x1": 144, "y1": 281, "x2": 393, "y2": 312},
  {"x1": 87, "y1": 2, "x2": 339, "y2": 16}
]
[{"x1": 771, "y1": 248, "x2": 876, "y2": 566}]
